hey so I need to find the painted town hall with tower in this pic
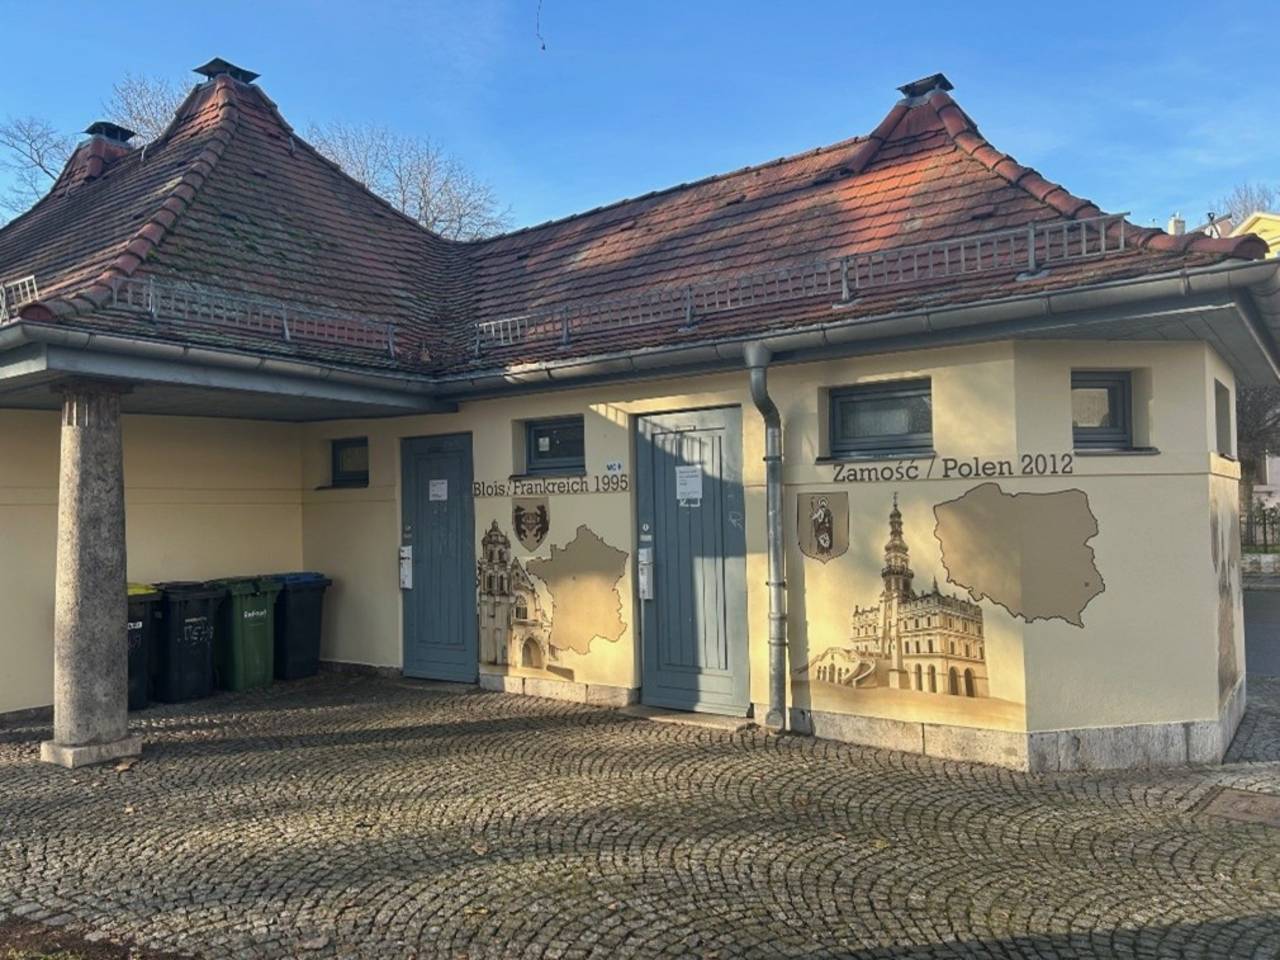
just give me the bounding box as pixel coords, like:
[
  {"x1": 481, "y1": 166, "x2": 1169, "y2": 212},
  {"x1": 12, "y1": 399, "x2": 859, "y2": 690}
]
[{"x1": 805, "y1": 496, "x2": 990, "y2": 699}]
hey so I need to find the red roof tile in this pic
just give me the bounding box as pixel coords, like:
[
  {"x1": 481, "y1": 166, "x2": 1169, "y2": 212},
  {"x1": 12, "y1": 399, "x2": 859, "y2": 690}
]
[{"x1": 0, "y1": 68, "x2": 1268, "y2": 377}]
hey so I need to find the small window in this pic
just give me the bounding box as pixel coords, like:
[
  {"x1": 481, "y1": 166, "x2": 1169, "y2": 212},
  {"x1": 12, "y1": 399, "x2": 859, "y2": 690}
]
[
  {"x1": 829, "y1": 378, "x2": 932, "y2": 456},
  {"x1": 1214, "y1": 379, "x2": 1233, "y2": 457},
  {"x1": 1071, "y1": 371, "x2": 1132, "y2": 449},
  {"x1": 525, "y1": 416, "x2": 585, "y2": 475},
  {"x1": 331, "y1": 437, "x2": 369, "y2": 487}
]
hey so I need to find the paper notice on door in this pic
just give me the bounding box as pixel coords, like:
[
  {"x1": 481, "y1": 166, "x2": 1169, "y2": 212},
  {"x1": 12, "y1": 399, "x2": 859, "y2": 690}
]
[
  {"x1": 428, "y1": 479, "x2": 448, "y2": 501},
  {"x1": 674, "y1": 465, "x2": 703, "y2": 502}
]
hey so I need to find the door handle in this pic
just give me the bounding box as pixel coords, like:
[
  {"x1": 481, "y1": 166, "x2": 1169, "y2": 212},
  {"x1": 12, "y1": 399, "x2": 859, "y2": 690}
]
[
  {"x1": 637, "y1": 546, "x2": 654, "y2": 600},
  {"x1": 399, "y1": 546, "x2": 413, "y2": 589}
]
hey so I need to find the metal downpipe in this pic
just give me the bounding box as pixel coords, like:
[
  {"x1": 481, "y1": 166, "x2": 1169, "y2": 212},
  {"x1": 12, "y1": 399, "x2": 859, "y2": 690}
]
[{"x1": 744, "y1": 341, "x2": 786, "y2": 732}]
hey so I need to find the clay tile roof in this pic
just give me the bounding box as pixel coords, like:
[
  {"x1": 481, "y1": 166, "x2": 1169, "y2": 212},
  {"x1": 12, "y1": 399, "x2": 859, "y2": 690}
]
[{"x1": 0, "y1": 68, "x2": 1268, "y2": 376}]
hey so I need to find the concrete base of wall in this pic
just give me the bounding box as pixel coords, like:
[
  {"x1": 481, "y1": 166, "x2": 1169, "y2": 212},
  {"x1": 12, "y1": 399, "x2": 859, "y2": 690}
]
[
  {"x1": 1030, "y1": 676, "x2": 1247, "y2": 772},
  {"x1": 478, "y1": 672, "x2": 638, "y2": 707},
  {"x1": 773, "y1": 676, "x2": 1249, "y2": 772},
  {"x1": 0, "y1": 704, "x2": 53, "y2": 727},
  {"x1": 319, "y1": 660, "x2": 403, "y2": 680}
]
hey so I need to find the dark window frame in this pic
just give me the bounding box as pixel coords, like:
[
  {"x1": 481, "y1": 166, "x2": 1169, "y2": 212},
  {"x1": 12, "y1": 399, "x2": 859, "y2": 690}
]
[
  {"x1": 330, "y1": 437, "x2": 369, "y2": 488},
  {"x1": 829, "y1": 378, "x2": 933, "y2": 457},
  {"x1": 1071, "y1": 371, "x2": 1133, "y2": 450},
  {"x1": 1214, "y1": 379, "x2": 1234, "y2": 458},
  {"x1": 525, "y1": 416, "x2": 586, "y2": 476}
]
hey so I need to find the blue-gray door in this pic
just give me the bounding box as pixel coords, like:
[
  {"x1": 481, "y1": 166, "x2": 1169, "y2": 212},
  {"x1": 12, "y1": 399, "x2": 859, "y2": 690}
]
[
  {"x1": 401, "y1": 433, "x2": 477, "y2": 682},
  {"x1": 636, "y1": 407, "x2": 749, "y2": 713}
]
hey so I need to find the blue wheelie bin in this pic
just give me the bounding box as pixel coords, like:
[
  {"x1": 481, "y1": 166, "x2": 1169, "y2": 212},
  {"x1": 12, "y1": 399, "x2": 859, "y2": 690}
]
[{"x1": 270, "y1": 572, "x2": 332, "y2": 680}]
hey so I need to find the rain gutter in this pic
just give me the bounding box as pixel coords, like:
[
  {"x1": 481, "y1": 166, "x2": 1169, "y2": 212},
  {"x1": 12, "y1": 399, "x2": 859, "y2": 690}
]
[
  {"x1": 0, "y1": 322, "x2": 455, "y2": 412},
  {"x1": 744, "y1": 342, "x2": 787, "y2": 733}
]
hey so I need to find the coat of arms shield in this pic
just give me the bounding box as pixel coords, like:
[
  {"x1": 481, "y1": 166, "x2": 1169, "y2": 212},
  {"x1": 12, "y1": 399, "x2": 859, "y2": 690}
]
[
  {"x1": 512, "y1": 497, "x2": 551, "y2": 551},
  {"x1": 798, "y1": 492, "x2": 849, "y2": 563}
]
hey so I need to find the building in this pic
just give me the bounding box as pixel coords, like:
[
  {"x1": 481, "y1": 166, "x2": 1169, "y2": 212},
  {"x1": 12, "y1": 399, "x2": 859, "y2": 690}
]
[
  {"x1": 1232, "y1": 212, "x2": 1280, "y2": 257},
  {"x1": 804, "y1": 493, "x2": 989, "y2": 700},
  {"x1": 0, "y1": 61, "x2": 1273, "y2": 771},
  {"x1": 822, "y1": 495, "x2": 991, "y2": 699},
  {"x1": 477, "y1": 521, "x2": 553, "y2": 669}
]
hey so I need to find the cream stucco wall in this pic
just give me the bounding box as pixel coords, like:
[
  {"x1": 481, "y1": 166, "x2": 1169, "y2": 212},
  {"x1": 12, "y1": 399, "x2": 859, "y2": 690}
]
[
  {"x1": 1012, "y1": 341, "x2": 1234, "y2": 730},
  {"x1": 299, "y1": 337, "x2": 1236, "y2": 738},
  {"x1": 0, "y1": 336, "x2": 1241, "y2": 754},
  {"x1": 0, "y1": 411, "x2": 302, "y2": 714}
]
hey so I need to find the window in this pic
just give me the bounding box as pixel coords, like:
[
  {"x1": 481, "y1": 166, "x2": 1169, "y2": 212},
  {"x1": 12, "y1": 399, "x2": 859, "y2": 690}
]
[
  {"x1": 1071, "y1": 371, "x2": 1132, "y2": 449},
  {"x1": 525, "y1": 416, "x2": 585, "y2": 475},
  {"x1": 829, "y1": 378, "x2": 932, "y2": 456},
  {"x1": 331, "y1": 437, "x2": 369, "y2": 487},
  {"x1": 1214, "y1": 379, "x2": 1233, "y2": 457}
]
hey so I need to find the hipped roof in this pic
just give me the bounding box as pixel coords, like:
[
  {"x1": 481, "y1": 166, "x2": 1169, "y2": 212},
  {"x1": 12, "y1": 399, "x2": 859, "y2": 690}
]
[{"x1": 0, "y1": 66, "x2": 1267, "y2": 377}]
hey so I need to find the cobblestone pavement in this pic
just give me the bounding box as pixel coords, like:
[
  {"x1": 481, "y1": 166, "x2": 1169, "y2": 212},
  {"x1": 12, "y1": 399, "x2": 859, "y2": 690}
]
[{"x1": 2, "y1": 676, "x2": 1279, "y2": 960}]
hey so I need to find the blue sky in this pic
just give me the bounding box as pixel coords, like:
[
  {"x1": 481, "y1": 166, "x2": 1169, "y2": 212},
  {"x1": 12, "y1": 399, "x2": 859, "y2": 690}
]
[{"x1": 0, "y1": 0, "x2": 1274, "y2": 231}]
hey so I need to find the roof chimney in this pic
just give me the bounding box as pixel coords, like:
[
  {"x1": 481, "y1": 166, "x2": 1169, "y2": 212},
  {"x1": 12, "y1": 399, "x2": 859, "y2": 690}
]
[
  {"x1": 84, "y1": 121, "x2": 137, "y2": 145},
  {"x1": 1168, "y1": 213, "x2": 1186, "y2": 236},
  {"x1": 55, "y1": 121, "x2": 137, "y2": 188},
  {"x1": 897, "y1": 73, "x2": 954, "y2": 100},
  {"x1": 193, "y1": 57, "x2": 260, "y2": 84}
]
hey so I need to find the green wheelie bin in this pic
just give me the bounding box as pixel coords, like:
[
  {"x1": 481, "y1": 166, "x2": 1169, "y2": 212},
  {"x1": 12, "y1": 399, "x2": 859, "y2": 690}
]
[{"x1": 214, "y1": 577, "x2": 282, "y2": 691}]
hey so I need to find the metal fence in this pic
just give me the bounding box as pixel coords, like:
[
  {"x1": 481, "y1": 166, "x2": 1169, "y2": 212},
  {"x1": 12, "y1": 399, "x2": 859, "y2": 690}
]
[
  {"x1": 473, "y1": 212, "x2": 1132, "y2": 355},
  {"x1": 1244, "y1": 499, "x2": 1280, "y2": 551},
  {"x1": 108, "y1": 276, "x2": 401, "y2": 358}
]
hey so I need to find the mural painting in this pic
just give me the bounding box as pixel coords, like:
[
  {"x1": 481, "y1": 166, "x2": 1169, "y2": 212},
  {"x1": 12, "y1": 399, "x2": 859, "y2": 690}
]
[
  {"x1": 478, "y1": 522, "x2": 557, "y2": 671},
  {"x1": 478, "y1": 519, "x2": 629, "y2": 676},
  {"x1": 527, "y1": 525, "x2": 628, "y2": 656},
  {"x1": 798, "y1": 492, "x2": 849, "y2": 563},
  {"x1": 797, "y1": 494, "x2": 990, "y2": 701},
  {"x1": 933, "y1": 482, "x2": 1104, "y2": 626},
  {"x1": 513, "y1": 497, "x2": 550, "y2": 551}
]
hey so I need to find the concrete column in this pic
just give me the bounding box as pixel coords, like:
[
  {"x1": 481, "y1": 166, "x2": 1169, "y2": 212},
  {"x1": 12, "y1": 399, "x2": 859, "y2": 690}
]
[{"x1": 40, "y1": 380, "x2": 141, "y2": 768}]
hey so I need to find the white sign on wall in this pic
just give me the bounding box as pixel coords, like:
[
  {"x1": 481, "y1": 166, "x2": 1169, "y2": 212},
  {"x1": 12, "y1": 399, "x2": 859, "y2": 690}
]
[
  {"x1": 674, "y1": 465, "x2": 703, "y2": 502},
  {"x1": 429, "y1": 479, "x2": 449, "y2": 501}
]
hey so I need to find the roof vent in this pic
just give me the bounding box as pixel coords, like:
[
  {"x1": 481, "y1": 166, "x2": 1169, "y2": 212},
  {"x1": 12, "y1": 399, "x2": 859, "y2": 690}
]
[
  {"x1": 84, "y1": 121, "x2": 137, "y2": 144},
  {"x1": 897, "y1": 73, "x2": 954, "y2": 99},
  {"x1": 193, "y1": 57, "x2": 260, "y2": 84}
]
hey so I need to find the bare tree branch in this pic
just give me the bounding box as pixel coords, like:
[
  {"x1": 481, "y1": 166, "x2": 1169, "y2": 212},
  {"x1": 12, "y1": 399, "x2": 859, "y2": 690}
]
[
  {"x1": 102, "y1": 73, "x2": 187, "y2": 144},
  {"x1": 0, "y1": 116, "x2": 74, "y2": 216},
  {"x1": 1217, "y1": 181, "x2": 1278, "y2": 225},
  {"x1": 309, "y1": 121, "x2": 510, "y2": 240},
  {"x1": 1236, "y1": 384, "x2": 1280, "y2": 506}
]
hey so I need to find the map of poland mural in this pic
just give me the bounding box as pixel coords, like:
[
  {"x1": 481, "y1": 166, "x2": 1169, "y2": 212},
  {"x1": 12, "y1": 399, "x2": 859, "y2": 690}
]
[{"x1": 933, "y1": 482, "x2": 1104, "y2": 626}]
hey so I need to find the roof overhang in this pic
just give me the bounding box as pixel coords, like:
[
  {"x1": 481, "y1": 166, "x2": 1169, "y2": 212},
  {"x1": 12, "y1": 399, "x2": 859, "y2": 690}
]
[
  {"x1": 1, "y1": 258, "x2": 1278, "y2": 419},
  {"x1": 0, "y1": 322, "x2": 456, "y2": 421},
  {"x1": 432, "y1": 257, "x2": 1280, "y2": 400}
]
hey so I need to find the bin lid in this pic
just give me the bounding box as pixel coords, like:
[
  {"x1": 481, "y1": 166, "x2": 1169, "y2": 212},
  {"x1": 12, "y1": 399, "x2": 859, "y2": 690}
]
[
  {"x1": 210, "y1": 577, "x2": 263, "y2": 596},
  {"x1": 156, "y1": 581, "x2": 227, "y2": 599},
  {"x1": 273, "y1": 571, "x2": 329, "y2": 584}
]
